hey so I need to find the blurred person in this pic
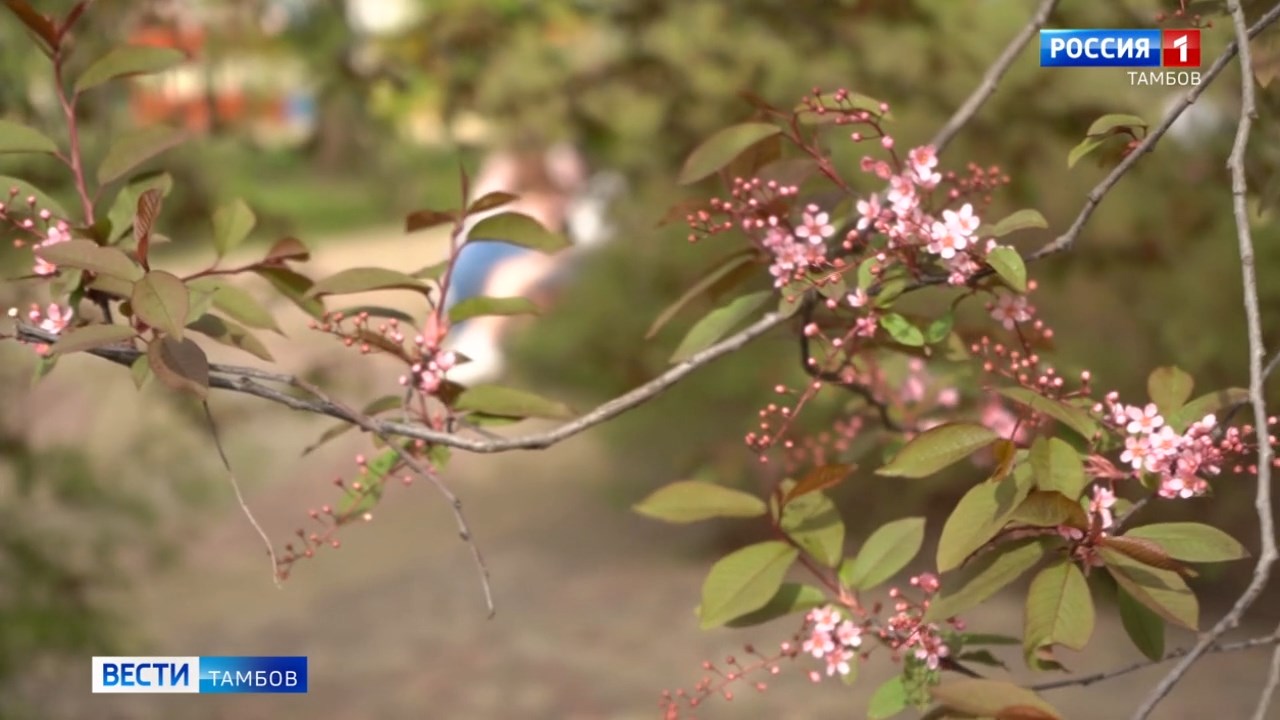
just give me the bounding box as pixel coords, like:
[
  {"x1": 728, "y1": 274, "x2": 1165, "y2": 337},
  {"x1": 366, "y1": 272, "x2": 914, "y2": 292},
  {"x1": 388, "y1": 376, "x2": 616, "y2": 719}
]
[{"x1": 443, "y1": 142, "x2": 625, "y2": 385}]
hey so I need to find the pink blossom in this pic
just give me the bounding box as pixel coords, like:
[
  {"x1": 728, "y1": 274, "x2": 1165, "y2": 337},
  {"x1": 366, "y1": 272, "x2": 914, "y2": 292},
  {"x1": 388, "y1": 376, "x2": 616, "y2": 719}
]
[
  {"x1": 1125, "y1": 403, "x2": 1164, "y2": 435},
  {"x1": 1120, "y1": 435, "x2": 1152, "y2": 471},
  {"x1": 803, "y1": 628, "x2": 835, "y2": 659},
  {"x1": 942, "y1": 203, "x2": 980, "y2": 237},
  {"x1": 825, "y1": 646, "x2": 854, "y2": 677},
  {"x1": 988, "y1": 290, "x2": 1032, "y2": 330},
  {"x1": 927, "y1": 221, "x2": 968, "y2": 259},
  {"x1": 808, "y1": 605, "x2": 842, "y2": 633},
  {"x1": 835, "y1": 620, "x2": 863, "y2": 648},
  {"x1": 855, "y1": 195, "x2": 881, "y2": 231},
  {"x1": 795, "y1": 205, "x2": 835, "y2": 244},
  {"x1": 1090, "y1": 485, "x2": 1117, "y2": 530},
  {"x1": 32, "y1": 223, "x2": 71, "y2": 276}
]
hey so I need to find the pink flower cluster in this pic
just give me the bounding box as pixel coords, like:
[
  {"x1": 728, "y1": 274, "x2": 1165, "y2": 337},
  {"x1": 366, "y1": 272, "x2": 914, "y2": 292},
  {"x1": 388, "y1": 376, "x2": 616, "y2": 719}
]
[
  {"x1": 7, "y1": 302, "x2": 73, "y2": 355},
  {"x1": 852, "y1": 145, "x2": 1005, "y2": 287},
  {"x1": 884, "y1": 573, "x2": 952, "y2": 671},
  {"x1": 1100, "y1": 397, "x2": 1234, "y2": 499},
  {"x1": 0, "y1": 188, "x2": 72, "y2": 276},
  {"x1": 802, "y1": 605, "x2": 863, "y2": 677}
]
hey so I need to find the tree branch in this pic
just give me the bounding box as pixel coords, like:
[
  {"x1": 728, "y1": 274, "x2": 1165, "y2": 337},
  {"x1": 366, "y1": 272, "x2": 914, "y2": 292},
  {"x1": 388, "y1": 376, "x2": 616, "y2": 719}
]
[
  {"x1": 1030, "y1": 632, "x2": 1280, "y2": 692},
  {"x1": 1131, "y1": 3, "x2": 1278, "y2": 717},
  {"x1": 289, "y1": 378, "x2": 495, "y2": 617},
  {"x1": 16, "y1": 310, "x2": 789, "y2": 453},
  {"x1": 929, "y1": 0, "x2": 1061, "y2": 154},
  {"x1": 1254, "y1": 642, "x2": 1280, "y2": 720}
]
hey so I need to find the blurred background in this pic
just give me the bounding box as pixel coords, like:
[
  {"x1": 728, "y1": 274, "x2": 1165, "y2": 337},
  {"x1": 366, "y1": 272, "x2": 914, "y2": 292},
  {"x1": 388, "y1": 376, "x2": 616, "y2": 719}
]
[{"x1": 2, "y1": 0, "x2": 1280, "y2": 718}]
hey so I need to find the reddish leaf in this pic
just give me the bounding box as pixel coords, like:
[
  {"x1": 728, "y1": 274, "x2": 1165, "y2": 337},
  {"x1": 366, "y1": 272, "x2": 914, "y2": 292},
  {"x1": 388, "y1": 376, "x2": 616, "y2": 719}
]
[
  {"x1": 133, "y1": 188, "x2": 163, "y2": 269},
  {"x1": 1100, "y1": 536, "x2": 1189, "y2": 574},
  {"x1": 466, "y1": 191, "x2": 518, "y2": 216},
  {"x1": 97, "y1": 125, "x2": 188, "y2": 186},
  {"x1": 263, "y1": 236, "x2": 310, "y2": 264},
  {"x1": 146, "y1": 335, "x2": 209, "y2": 399},
  {"x1": 4, "y1": 0, "x2": 58, "y2": 51},
  {"x1": 405, "y1": 208, "x2": 457, "y2": 233},
  {"x1": 784, "y1": 463, "x2": 852, "y2": 504}
]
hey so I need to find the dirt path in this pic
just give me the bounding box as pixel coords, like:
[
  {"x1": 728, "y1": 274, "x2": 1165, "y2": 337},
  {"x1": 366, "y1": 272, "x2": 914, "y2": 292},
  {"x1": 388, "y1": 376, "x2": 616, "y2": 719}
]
[{"x1": 27, "y1": 228, "x2": 1280, "y2": 720}]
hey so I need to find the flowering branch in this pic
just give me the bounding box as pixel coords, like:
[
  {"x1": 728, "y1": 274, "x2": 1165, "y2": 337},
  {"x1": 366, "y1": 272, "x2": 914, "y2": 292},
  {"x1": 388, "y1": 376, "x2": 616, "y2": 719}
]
[
  {"x1": 1131, "y1": 2, "x2": 1278, "y2": 717},
  {"x1": 287, "y1": 377, "x2": 495, "y2": 617},
  {"x1": 15, "y1": 311, "x2": 788, "y2": 453}
]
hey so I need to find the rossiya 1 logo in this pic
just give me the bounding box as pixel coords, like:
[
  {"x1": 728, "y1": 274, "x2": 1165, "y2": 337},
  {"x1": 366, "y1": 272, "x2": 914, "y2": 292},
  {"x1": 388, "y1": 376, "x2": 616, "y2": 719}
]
[{"x1": 1039, "y1": 28, "x2": 1202, "y2": 86}]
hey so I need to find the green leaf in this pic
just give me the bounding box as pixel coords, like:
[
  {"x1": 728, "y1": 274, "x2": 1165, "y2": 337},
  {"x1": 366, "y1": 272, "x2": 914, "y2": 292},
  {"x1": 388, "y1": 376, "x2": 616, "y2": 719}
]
[
  {"x1": 337, "y1": 448, "x2": 399, "y2": 516},
  {"x1": 930, "y1": 679, "x2": 1062, "y2": 720},
  {"x1": 187, "y1": 314, "x2": 273, "y2": 362},
  {"x1": 131, "y1": 270, "x2": 190, "y2": 340},
  {"x1": 646, "y1": 250, "x2": 757, "y2": 339},
  {"x1": 780, "y1": 491, "x2": 845, "y2": 567},
  {"x1": 1124, "y1": 523, "x2": 1249, "y2": 562},
  {"x1": 1029, "y1": 437, "x2": 1089, "y2": 499},
  {"x1": 0, "y1": 176, "x2": 68, "y2": 219},
  {"x1": 1118, "y1": 586, "x2": 1165, "y2": 662},
  {"x1": 1025, "y1": 560, "x2": 1094, "y2": 651},
  {"x1": 186, "y1": 280, "x2": 281, "y2": 334},
  {"x1": 868, "y1": 676, "x2": 909, "y2": 720},
  {"x1": 1067, "y1": 136, "x2": 1107, "y2": 169},
  {"x1": 33, "y1": 239, "x2": 144, "y2": 281},
  {"x1": 925, "y1": 313, "x2": 955, "y2": 344},
  {"x1": 146, "y1": 335, "x2": 208, "y2": 399},
  {"x1": 130, "y1": 354, "x2": 151, "y2": 389},
  {"x1": 842, "y1": 517, "x2": 925, "y2": 591},
  {"x1": 877, "y1": 422, "x2": 999, "y2": 479},
  {"x1": 632, "y1": 480, "x2": 767, "y2": 523},
  {"x1": 985, "y1": 246, "x2": 1027, "y2": 293},
  {"x1": 725, "y1": 582, "x2": 827, "y2": 628},
  {"x1": 678, "y1": 122, "x2": 782, "y2": 185},
  {"x1": 998, "y1": 386, "x2": 1100, "y2": 441},
  {"x1": 1100, "y1": 548, "x2": 1199, "y2": 630},
  {"x1": 454, "y1": 384, "x2": 573, "y2": 420},
  {"x1": 1087, "y1": 113, "x2": 1148, "y2": 137},
  {"x1": 879, "y1": 312, "x2": 925, "y2": 346},
  {"x1": 468, "y1": 212, "x2": 571, "y2": 253},
  {"x1": 50, "y1": 324, "x2": 136, "y2": 354},
  {"x1": 0, "y1": 119, "x2": 58, "y2": 155},
  {"x1": 1147, "y1": 366, "x2": 1195, "y2": 418},
  {"x1": 255, "y1": 267, "x2": 325, "y2": 320},
  {"x1": 1010, "y1": 491, "x2": 1089, "y2": 529},
  {"x1": 670, "y1": 290, "x2": 771, "y2": 363},
  {"x1": 986, "y1": 209, "x2": 1049, "y2": 238},
  {"x1": 75, "y1": 45, "x2": 186, "y2": 93},
  {"x1": 306, "y1": 267, "x2": 432, "y2": 298},
  {"x1": 97, "y1": 125, "x2": 187, "y2": 186},
  {"x1": 211, "y1": 198, "x2": 256, "y2": 257},
  {"x1": 448, "y1": 296, "x2": 540, "y2": 324},
  {"x1": 1167, "y1": 388, "x2": 1248, "y2": 432},
  {"x1": 466, "y1": 191, "x2": 518, "y2": 215},
  {"x1": 699, "y1": 541, "x2": 799, "y2": 629},
  {"x1": 935, "y1": 469, "x2": 1036, "y2": 572}
]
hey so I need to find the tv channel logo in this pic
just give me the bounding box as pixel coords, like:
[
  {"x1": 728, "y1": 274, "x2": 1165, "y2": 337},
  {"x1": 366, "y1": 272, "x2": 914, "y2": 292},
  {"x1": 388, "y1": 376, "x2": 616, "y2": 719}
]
[
  {"x1": 1040, "y1": 29, "x2": 1200, "y2": 68},
  {"x1": 92, "y1": 656, "x2": 308, "y2": 694}
]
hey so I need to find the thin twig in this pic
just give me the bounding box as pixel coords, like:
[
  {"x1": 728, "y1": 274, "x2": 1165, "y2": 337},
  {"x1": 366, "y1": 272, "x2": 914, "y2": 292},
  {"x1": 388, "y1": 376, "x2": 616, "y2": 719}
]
[
  {"x1": 929, "y1": 0, "x2": 1061, "y2": 154},
  {"x1": 289, "y1": 378, "x2": 495, "y2": 616},
  {"x1": 17, "y1": 311, "x2": 789, "y2": 454},
  {"x1": 1030, "y1": 632, "x2": 1280, "y2": 692},
  {"x1": 1131, "y1": 4, "x2": 1278, "y2": 717},
  {"x1": 201, "y1": 401, "x2": 281, "y2": 589}
]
